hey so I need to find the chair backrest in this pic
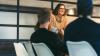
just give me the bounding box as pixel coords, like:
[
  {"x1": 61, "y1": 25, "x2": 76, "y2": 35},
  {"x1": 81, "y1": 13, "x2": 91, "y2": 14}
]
[
  {"x1": 23, "y1": 42, "x2": 35, "y2": 56},
  {"x1": 32, "y1": 43, "x2": 54, "y2": 56},
  {"x1": 66, "y1": 41, "x2": 97, "y2": 56},
  {"x1": 14, "y1": 43, "x2": 29, "y2": 56}
]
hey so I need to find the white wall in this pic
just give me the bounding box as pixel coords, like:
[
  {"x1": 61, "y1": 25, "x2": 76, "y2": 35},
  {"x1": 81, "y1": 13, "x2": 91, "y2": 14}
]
[
  {"x1": 19, "y1": 13, "x2": 38, "y2": 39},
  {"x1": 67, "y1": 16, "x2": 100, "y2": 25},
  {"x1": 0, "y1": 11, "x2": 38, "y2": 39}
]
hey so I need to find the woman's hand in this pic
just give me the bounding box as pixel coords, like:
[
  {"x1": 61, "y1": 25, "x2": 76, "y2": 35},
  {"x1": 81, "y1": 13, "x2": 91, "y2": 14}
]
[{"x1": 58, "y1": 29, "x2": 64, "y2": 39}]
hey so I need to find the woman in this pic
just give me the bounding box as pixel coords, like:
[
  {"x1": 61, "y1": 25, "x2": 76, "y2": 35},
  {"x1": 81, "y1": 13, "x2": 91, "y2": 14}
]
[{"x1": 49, "y1": 3, "x2": 67, "y2": 40}]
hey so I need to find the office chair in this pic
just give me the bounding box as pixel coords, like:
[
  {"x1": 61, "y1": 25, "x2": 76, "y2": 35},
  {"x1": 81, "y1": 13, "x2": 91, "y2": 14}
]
[
  {"x1": 23, "y1": 42, "x2": 35, "y2": 56},
  {"x1": 32, "y1": 43, "x2": 54, "y2": 56},
  {"x1": 66, "y1": 41, "x2": 97, "y2": 56},
  {"x1": 14, "y1": 43, "x2": 29, "y2": 56}
]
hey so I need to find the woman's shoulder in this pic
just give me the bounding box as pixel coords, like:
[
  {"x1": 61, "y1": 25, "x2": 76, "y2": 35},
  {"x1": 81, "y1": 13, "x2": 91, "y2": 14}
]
[
  {"x1": 63, "y1": 15, "x2": 67, "y2": 19},
  {"x1": 62, "y1": 15, "x2": 67, "y2": 21}
]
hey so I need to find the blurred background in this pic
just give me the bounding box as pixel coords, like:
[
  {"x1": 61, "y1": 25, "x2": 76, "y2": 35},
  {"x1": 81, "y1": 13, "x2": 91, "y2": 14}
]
[{"x1": 0, "y1": 0, "x2": 100, "y2": 42}]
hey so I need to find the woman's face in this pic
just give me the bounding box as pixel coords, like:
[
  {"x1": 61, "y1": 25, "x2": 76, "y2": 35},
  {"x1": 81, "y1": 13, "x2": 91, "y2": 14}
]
[{"x1": 58, "y1": 5, "x2": 65, "y2": 16}]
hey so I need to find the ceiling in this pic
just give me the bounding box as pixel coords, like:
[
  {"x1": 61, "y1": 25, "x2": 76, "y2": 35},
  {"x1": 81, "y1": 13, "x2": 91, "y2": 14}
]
[
  {"x1": 0, "y1": 0, "x2": 100, "y2": 9},
  {"x1": 66, "y1": 0, "x2": 100, "y2": 5},
  {"x1": 40, "y1": 0, "x2": 100, "y2": 5}
]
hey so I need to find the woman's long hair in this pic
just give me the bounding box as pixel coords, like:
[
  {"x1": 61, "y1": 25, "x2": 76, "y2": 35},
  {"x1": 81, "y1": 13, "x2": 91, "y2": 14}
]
[{"x1": 53, "y1": 3, "x2": 67, "y2": 16}]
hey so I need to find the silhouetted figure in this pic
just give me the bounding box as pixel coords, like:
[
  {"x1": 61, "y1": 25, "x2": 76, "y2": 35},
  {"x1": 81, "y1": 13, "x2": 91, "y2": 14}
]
[{"x1": 64, "y1": 0, "x2": 100, "y2": 56}]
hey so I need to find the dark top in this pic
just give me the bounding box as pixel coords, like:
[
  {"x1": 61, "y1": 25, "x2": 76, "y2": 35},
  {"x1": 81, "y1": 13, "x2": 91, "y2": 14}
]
[
  {"x1": 64, "y1": 16, "x2": 100, "y2": 56},
  {"x1": 30, "y1": 28, "x2": 68, "y2": 56}
]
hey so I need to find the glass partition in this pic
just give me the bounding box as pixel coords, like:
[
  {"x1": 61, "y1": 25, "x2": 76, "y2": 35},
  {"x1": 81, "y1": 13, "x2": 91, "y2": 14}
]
[
  {"x1": 19, "y1": 13, "x2": 38, "y2": 25},
  {"x1": 0, "y1": 27, "x2": 17, "y2": 39}
]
